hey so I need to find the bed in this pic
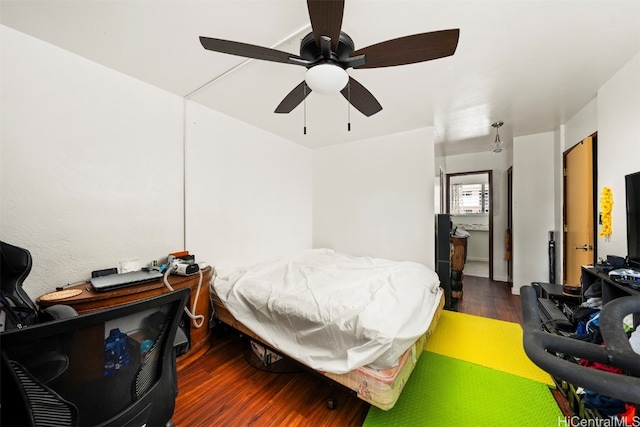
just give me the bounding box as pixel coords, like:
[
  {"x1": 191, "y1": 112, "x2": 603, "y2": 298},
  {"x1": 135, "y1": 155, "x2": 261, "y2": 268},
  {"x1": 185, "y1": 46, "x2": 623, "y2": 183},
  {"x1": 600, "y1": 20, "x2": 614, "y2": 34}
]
[{"x1": 210, "y1": 248, "x2": 445, "y2": 410}]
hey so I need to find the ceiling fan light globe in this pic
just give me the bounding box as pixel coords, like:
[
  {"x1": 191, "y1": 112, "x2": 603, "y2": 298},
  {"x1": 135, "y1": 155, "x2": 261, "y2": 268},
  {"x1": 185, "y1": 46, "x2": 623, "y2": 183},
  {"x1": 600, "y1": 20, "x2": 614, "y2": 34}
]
[{"x1": 305, "y1": 64, "x2": 348, "y2": 95}]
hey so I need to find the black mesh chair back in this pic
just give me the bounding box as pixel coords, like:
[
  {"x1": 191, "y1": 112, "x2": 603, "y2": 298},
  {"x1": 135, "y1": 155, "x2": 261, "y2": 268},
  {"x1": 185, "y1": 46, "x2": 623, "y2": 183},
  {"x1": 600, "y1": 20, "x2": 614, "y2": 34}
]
[
  {"x1": 2, "y1": 356, "x2": 79, "y2": 426},
  {"x1": 0, "y1": 288, "x2": 189, "y2": 427}
]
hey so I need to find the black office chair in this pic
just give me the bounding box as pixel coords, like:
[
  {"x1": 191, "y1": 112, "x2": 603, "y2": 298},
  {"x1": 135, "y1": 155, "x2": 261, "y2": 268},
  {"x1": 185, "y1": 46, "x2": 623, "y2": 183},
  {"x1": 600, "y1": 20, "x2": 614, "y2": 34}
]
[
  {"x1": 1, "y1": 288, "x2": 190, "y2": 427},
  {"x1": 1, "y1": 240, "x2": 77, "y2": 326}
]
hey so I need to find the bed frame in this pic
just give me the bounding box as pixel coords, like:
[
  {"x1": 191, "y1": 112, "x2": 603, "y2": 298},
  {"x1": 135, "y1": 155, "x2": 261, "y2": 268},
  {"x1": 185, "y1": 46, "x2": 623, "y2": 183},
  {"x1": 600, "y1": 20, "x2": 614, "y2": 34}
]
[{"x1": 210, "y1": 289, "x2": 445, "y2": 411}]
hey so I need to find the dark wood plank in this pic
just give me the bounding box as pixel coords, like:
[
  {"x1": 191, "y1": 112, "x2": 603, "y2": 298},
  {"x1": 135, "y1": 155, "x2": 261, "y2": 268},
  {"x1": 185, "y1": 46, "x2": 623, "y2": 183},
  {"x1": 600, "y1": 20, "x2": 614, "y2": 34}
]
[
  {"x1": 174, "y1": 333, "x2": 370, "y2": 426},
  {"x1": 456, "y1": 275, "x2": 523, "y2": 324}
]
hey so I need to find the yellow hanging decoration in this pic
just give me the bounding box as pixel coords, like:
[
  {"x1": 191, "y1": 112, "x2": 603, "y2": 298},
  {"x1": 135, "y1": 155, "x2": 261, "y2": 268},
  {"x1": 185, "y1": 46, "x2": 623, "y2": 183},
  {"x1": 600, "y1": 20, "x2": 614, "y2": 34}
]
[{"x1": 599, "y1": 187, "x2": 613, "y2": 239}]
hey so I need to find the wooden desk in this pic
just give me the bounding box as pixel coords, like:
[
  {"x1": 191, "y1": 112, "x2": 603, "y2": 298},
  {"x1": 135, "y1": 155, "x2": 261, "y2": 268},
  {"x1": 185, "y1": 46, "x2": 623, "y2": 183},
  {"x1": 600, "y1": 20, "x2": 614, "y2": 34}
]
[{"x1": 37, "y1": 266, "x2": 213, "y2": 368}]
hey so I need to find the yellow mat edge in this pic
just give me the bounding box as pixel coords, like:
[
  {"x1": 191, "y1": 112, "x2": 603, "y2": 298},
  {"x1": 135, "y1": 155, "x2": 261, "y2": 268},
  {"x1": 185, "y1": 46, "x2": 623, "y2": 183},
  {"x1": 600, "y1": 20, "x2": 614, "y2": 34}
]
[{"x1": 425, "y1": 310, "x2": 555, "y2": 386}]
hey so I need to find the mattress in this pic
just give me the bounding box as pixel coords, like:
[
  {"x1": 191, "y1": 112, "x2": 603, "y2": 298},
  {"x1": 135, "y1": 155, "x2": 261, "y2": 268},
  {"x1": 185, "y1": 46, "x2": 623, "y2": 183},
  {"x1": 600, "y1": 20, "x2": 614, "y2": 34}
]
[
  {"x1": 213, "y1": 248, "x2": 442, "y2": 374},
  {"x1": 210, "y1": 288, "x2": 445, "y2": 411},
  {"x1": 321, "y1": 293, "x2": 444, "y2": 410}
]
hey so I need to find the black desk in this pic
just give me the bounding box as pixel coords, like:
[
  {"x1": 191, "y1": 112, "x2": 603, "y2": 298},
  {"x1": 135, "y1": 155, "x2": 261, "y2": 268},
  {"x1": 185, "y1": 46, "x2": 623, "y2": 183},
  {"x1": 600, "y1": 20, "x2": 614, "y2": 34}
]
[
  {"x1": 534, "y1": 282, "x2": 581, "y2": 302},
  {"x1": 581, "y1": 266, "x2": 640, "y2": 327}
]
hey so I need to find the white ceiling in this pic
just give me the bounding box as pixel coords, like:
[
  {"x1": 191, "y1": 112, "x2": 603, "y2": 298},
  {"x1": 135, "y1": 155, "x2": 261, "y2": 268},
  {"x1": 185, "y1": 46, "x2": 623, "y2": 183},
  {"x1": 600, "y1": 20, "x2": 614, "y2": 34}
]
[{"x1": 2, "y1": 0, "x2": 639, "y2": 154}]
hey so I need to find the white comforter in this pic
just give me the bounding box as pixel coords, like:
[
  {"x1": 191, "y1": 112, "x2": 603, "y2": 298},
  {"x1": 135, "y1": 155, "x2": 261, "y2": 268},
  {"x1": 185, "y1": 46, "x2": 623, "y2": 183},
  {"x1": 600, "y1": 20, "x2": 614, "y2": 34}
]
[{"x1": 213, "y1": 249, "x2": 442, "y2": 374}]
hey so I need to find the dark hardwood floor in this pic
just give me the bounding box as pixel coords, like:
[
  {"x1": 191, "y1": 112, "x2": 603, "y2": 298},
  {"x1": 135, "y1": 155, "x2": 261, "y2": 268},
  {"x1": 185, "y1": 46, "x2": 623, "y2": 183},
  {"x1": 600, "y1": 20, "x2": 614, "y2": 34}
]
[
  {"x1": 456, "y1": 275, "x2": 523, "y2": 324},
  {"x1": 172, "y1": 276, "x2": 548, "y2": 426}
]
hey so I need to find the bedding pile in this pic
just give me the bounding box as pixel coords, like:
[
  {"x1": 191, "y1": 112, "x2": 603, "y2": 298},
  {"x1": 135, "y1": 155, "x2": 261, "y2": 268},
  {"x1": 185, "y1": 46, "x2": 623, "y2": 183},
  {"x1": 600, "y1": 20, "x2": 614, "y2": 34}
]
[{"x1": 213, "y1": 249, "x2": 442, "y2": 374}]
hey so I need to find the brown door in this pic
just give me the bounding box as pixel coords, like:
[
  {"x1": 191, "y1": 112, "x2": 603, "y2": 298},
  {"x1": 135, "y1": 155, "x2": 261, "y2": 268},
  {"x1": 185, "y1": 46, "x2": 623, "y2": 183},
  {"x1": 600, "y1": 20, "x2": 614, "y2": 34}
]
[{"x1": 564, "y1": 135, "x2": 595, "y2": 287}]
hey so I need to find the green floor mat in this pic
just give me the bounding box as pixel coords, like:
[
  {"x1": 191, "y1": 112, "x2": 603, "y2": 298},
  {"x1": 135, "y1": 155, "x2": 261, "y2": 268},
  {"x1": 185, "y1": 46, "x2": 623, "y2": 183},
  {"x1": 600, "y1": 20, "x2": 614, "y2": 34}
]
[{"x1": 363, "y1": 351, "x2": 563, "y2": 427}]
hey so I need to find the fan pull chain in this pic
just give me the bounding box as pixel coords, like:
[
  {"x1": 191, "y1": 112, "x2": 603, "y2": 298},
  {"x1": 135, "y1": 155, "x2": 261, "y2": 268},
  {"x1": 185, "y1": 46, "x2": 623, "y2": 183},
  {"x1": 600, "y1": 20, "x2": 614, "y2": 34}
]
[
  {"x1": 303, "y1": 84, "x2": 307, "y2": 135},
  {"x1": 347, "y1": 81, "x2": 351, "y2": 132}
]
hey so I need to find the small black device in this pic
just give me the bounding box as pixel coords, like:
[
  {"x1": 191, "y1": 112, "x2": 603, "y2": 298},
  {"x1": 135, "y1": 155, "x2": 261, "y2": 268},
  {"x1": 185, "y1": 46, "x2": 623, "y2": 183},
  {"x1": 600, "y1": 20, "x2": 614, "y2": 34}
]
[
  {"x1": 595, "y1": 259, "x2": 615, "y2": 273},
  {"x1": 594, "y1": 255, "x2": 625, "y2": 273},
  {"x1": 91, "y1": 267, "x2": 118, "y2": 278},
  {"x1": 606, "y1": 255, "x2": 626, "y2": 268}
]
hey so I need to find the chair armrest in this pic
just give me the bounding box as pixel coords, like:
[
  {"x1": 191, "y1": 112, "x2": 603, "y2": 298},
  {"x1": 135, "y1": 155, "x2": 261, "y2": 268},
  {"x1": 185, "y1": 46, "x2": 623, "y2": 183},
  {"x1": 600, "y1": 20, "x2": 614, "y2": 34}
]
[{"x1": 40, "y1": 304, "x2": 78, "y2": 321}]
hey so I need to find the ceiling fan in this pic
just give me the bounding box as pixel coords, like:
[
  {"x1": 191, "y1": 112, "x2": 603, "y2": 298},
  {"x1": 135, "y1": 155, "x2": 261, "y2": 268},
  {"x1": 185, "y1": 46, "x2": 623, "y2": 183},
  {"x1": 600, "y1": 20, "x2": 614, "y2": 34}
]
[{"x1": 199, "y1": 0, "x2": 459, "y2": 117}]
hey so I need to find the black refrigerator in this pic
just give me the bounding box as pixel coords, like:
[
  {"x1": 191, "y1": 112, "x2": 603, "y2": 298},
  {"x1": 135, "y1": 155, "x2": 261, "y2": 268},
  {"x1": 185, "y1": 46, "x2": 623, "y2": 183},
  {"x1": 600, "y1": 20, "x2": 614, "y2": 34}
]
[{"x1": 435, "y1": 214, "x2": 452, "y2": 310}]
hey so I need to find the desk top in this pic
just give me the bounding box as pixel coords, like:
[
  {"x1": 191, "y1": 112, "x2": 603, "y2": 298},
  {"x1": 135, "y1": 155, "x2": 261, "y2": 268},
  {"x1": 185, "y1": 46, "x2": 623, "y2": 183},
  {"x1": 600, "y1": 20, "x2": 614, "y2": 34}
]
[
  {"x1": 37, "y1": 266, "x2": 212, "y2": 308},
  {"x1": 534, "y1": 281, "x2": 581, "y2": 299},
  {"x1": 582, "y1": 266, "x2": 640, "y2": 297}
]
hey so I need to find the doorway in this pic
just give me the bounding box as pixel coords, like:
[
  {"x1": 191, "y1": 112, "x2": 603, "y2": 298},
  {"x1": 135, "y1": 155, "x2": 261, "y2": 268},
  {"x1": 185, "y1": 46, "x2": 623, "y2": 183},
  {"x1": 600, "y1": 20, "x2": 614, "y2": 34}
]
[
  {"x1": 446, "y1": 170, "x2": 494, "y2": 281},
  {"x1": 563, "y1": 134, "x2": 597, "y2": 287}
]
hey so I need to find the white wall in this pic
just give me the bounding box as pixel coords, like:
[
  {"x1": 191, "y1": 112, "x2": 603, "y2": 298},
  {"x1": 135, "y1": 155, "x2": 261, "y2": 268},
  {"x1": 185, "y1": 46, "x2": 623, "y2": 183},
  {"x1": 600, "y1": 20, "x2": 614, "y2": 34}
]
[
  {"x1": 565, "y1": 98, "x2": 597, "y2": 151},
  {"x1": 442, "y1": 151, "x2": 509, "y2": 282},
  {"x1": 1, "y1": 26, "x2": 313, "y2": 300},
  {"x1": 184, "y1": 101, "x2": 312, "y2": 267},
  {"x1": 552, "y1": 127, "x2": 564, "y2": 284},
  {"x1": 596, "y1": 53, "x2": 640, "y2": 259},
  {"x1": 559, "y1": 54, "x2": 640, "y2": 272},
  {"x1": 1, "y1": 26, "x2": 184, "y2": 299},
  {"x1": 512, "y1": 132, "x2": 556, "y2": 294},
  {"x1": 312, "y1": 128, "x2": 435, "y2": 267}
]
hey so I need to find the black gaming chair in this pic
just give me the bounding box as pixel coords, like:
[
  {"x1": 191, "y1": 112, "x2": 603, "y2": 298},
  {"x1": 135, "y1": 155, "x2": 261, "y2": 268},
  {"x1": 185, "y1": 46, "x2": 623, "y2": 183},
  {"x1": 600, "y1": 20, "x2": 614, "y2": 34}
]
[
  {"x1": 1, "y1": 240, "x2": 77, "y2": 324},
  {"x1": 1, "y1": 240, "x2": 37, "y2": 309},
  {"x1": 1, "y1": 288, "x2": 190, "y2": 427}
]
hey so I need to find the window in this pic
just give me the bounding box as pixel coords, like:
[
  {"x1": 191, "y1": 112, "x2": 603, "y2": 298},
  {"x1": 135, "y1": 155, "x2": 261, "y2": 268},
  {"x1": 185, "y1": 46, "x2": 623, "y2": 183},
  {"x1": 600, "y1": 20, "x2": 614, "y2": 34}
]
[{"x1": 450, "y1": 183, "x2": 490, "y2": 215}]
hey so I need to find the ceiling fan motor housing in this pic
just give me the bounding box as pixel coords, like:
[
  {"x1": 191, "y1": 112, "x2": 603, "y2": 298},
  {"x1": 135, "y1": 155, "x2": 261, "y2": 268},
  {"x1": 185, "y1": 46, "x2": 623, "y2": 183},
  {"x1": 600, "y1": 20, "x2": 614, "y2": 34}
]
[{"x1": 300, "y1": 31, "x2": 356, "y2": 68}]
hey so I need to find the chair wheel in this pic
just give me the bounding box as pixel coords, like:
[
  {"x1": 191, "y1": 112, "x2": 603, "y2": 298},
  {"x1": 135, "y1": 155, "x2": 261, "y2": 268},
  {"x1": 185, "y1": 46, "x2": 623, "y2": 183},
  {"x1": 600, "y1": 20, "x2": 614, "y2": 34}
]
[{"x1": 327, "y1": 397, "x2": 336, "y2": 410}]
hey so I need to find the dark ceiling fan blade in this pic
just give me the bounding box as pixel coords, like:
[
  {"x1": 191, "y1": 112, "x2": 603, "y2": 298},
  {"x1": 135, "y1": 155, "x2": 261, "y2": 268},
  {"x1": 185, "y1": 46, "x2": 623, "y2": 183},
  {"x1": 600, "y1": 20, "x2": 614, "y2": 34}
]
[
  {"x1": 350, "y1": 29, "x2": 459, "y2": 69},
  {"x1": 307, "y1": 0, "x2": 344, "y2": 51},
  {"x1": 199, "y1": 37, "x2": 305, "y2": 65},
  {"x1": 340, "y1": 77, "x2": 382, "y2": 117},
  {"x1": 274, "y1": 81, "x2": 312, "y2": 114}
]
